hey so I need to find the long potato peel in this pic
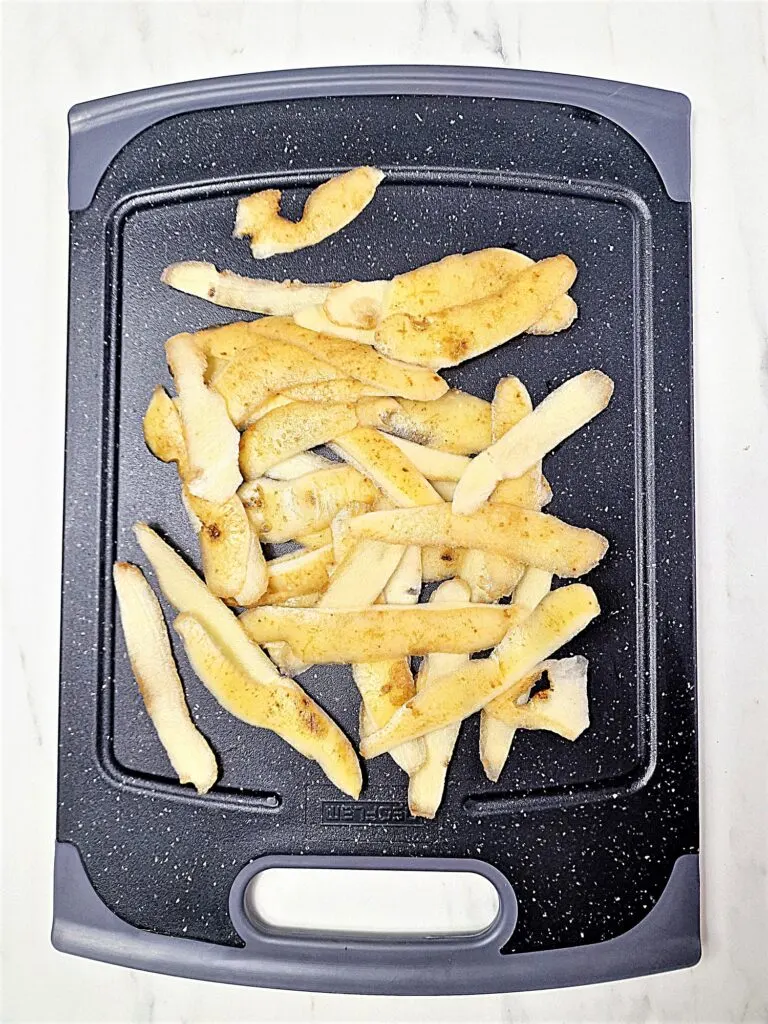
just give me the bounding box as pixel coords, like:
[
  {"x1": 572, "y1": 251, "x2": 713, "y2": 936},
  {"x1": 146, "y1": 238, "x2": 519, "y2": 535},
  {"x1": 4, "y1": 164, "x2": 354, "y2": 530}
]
[
  {"x1": 479, "y1": 566, "x2": 553, "y2": 781},
  {"x1": 377, "y1": 433, "x2": 470, "y2": 483},
  {"x1": 175, "y1": 614, "x2": 361, "y2": 798},
  {"x1": 134, "y1": 524, "x2": 360, "y2": 794},
  {"x1": 299, "y1": 527, "x2": 335, "y2": 550},
  {"x1": 321, "y1": 541, "x2": 404, "y2": 609},
  {"x1": 113, "y1": 562, "x2": 218, "y2": 794},
  {"x1": 375, "y1": 255, "x2": 577, "y2": 369},
  {"x1": 134, "y1": 523, "x2": 284, "y2": 684},
  {"x1": 353, "y1": 660, "x2": 425, "y2": 775},
  {"x1": 265, "y1": 451, "x2": 334, "y2": 480},
  {"x1": 359, "y1": 584, "x2": 599, "y2": 757},
  {"x1": 209, "y1": 334, "x2": 341, "y2": 428},
  {"x1": 383, "y1": 544, "x2": 422, "y2": 605},
  {"x1": 355, "y1": 542, "x2": 425, "y2": 775},
  {"x1": 143, "y1": 386, "x2": 188, "y2": 476},
  {"x1": 453, "y1": 370, "x2": 615, "y2": 515},
  {"x1": 459, "y1": 375, "x2": 534, "y2": 603},
  {"x1": 165, "y1": 334, "x2": 242, "y2": 503},
  {"x1": 185, "y1": 492, "x2": 260, "y2": 601},
  {"x1": 408, "y1": 579, "x2": 471, "y2": 818},
  {"x1": 258, "y1": 544, "x2": 336, "y2": 605},
  {"x1": 478, "y1": 668, "x2": 542, "y2": 783},
  {"x1": 294, "y1": 304, "x2": 377, "y2": 345},
  {"x1": 383, "y1": 249, "x2": 576, "y2": 336},
  {"x1": 283, "y1": 379, "x2": 384, "y2": 403},
  {"x1": 347, "y1": 504, "x2": 608, "y2": 578},
  {"x1": 234, "y1": 520, "x2": 270, "y2": 607},
  {"x1": 324, "y1": 279, "x2": 390, "y2": 329},
  {"x1": 161, "y1": 261, "x2": 333, "y2": 314},
  {"x1": 239, "y1": 603, "x2": 525, "y2": 663},
  {"x1": 143, "y1": 386, "x2": 265, "y2": 604}
]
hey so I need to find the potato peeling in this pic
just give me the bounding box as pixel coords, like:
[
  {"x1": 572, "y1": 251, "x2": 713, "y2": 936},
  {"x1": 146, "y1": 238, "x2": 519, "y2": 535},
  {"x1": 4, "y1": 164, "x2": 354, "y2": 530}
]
[
  {"x1": 239, "y1": 603, "x2": 525, "y2": 663},
  {"x1": 161, "y1": 261, "x2": 333, "y2": 315},
  {"x1": 234, "y1": 166, "x2": 384, "y2": 258},
  {"x1": 407, "y1": 579, "x2": 471, "y2": 818},
  {"x1": 113, "y1": 562, "x2": 218, "y2": 794}
]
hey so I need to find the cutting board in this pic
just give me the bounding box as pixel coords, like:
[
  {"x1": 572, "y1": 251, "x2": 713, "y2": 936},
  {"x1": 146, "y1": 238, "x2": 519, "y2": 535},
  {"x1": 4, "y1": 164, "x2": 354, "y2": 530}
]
[{"x1": 53, "y1": 66, "x2": 698, "y2": 994}]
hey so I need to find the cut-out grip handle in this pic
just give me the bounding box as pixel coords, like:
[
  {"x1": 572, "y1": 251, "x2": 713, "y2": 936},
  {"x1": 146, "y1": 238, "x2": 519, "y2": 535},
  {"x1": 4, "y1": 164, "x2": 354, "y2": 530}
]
[
  {"x1": 245, "y1": 864, "x2": 502, "y2": 936},
  {"x1": 229, "y1": 855, "x2": 518, "y2": 958}
]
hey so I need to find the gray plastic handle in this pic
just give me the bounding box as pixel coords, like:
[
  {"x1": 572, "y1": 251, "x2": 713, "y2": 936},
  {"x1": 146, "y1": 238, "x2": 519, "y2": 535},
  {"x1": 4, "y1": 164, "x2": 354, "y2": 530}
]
[
  {"x1": 53, "y1": 842, "x2": 700, "y2": 994},
  {"x1": 68, "y1": 65, "x2": 691, "y2": 210},
  {"x1": 228, "y1": 853, "x2": 518, "y2": 948}
]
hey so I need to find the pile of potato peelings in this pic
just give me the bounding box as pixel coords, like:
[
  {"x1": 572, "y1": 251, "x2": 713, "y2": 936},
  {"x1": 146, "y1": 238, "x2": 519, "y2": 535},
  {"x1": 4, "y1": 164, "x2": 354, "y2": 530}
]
[{"x1": 114, "y1": 166, "x2": 614, "y2": 818}]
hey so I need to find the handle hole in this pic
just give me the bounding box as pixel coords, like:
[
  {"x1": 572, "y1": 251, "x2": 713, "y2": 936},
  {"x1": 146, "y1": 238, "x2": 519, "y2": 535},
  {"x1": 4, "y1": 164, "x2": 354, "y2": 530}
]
[{"x1": 245, "y1": 867, "x2": 500, "y2": 937}]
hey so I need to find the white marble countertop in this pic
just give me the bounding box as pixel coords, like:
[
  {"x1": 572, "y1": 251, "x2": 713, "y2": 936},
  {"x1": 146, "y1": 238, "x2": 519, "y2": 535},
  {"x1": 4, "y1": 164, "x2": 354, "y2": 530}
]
[{"x1": 3, "y1": 1, "x2": 767, "y2": 1021}]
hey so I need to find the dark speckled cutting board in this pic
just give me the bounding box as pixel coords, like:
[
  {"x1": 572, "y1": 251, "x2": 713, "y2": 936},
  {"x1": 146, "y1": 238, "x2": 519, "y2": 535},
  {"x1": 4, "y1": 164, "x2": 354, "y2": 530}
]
[{"x1": 55, "y1": 68, "x2": 697, "y2": 994}]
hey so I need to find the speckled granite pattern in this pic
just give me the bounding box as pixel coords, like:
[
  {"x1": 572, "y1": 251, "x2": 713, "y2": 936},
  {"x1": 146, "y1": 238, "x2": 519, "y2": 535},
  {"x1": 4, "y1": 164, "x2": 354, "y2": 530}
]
[{"x1": 59, "y1": 94, "x2": 695, "y2": 954}]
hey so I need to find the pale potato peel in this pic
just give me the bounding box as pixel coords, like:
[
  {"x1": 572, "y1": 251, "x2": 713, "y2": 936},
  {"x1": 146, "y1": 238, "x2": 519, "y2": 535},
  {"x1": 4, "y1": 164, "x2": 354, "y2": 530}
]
[
  {"x1": 185, "y1": 492, "x2": 253, "y2": 600},
  {"x1": 113, "y1": 562, "x2": 218, "y2": 794},
  {"x1": 143, "y1": 386, "x2": 188, "y2": 476},
  {"x1": 165, "y1": 334, "x2": 242, "y2": 503},
  {"x1": 383, "y1": 545, "x2": 422, "y2": 605},
  {"x1": 479, "y1": 566, "x2": 553, "y2": 781},
  {"x1": 325, "y1": 279, "x2": 390, "y2": 329},
  {"x1": 375, "y1": 255, "x2": 578, "y2": 369},
  {"x1": 459, "y1": 375, "x2": 534, "y2": 603},
  {"x1": 299, "y1": 527, "x2": 335, "y2": 550},
  {"x1": 239, "y1": 603, "x2": 525, "y2": 663},
  {"x1": 237, "y1": 317, "x2": 448, "y2": 402},
  {"x1": 377, "y1": 434, "x2": 470, "y2": 483},
  {"x1": 453, "y1": 370, "x2": 614, "y2": 515},
  {"x1": 356, "y1": 390, "x2": 492, "y2": 455},
  {"x1": 353, "y1": 660, "x2": 425, "y2": 775},
  {"x1": 161, "y1": 261, "x2": 333, "y2": 314},
  {"x1": 408, "y1": 579, "x2": 471, "y2": 818},
  {"x1": 320, "y1": 541, "x2": 404, "y2": 609},
  {"x1": 421, "y1": 546, "x2": 461, "y2": 582},
  {"x1": 347, "y1": 504, "x2": 609, "y2": 578},
  {"x1": 239, "y1": 467, "x2": 378, "y2": 544},
  {"x1": 234, "y1": 167, "x2": 384, "y2": 259},
  {"x1": 176, "y1": 614, "x2": 362, "y2": 798},
  {"x1": 331, "y1": 427, "x2": 443, "y2": 509},
  {"x1": 484, "y1": 656, "x2": 590, "y2": 738},
  {"x1": 258, "y1": 545, "x2": 336, "y2": 605},
  {"x1": 134, "y1": 523, "x2": 283, "y2": 684},
  {"x1": 359, "y1": 584, "x2": 599, "y2": 757},
  {"x1": 239, "y1": 400, "x2": 357, "y2": 479},
  {"x1": 264, "y1": 451, "x2": 334, "y2": 480},
  {"x1": 282, "y1": 379, "x2": 385, "y2": 403},
  {"x1": 143, "y1": 386, "x2": 264, "y2": 604},
  {"x1": 384, "y1": 249, "x2": 575, "y2": 335},
  {"x1": 294, "y1": 304, "x2": 377, "y2": 345},
  {"x1": 209, "y1": 336, "x2": 341, "y2": 429}
]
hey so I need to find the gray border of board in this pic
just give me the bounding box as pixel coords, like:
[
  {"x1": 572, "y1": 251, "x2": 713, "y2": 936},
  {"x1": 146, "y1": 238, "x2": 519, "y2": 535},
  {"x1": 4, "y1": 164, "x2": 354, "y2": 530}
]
[
  {"x1": 58, "y1": 67, "x2": 698, "y2": 993},
  {"x1": 67, "y1": 65, "x2": 691, "y2": 210},
  {"x1": 53, "y1": 842, "x2": 700, "y2": 994}
]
